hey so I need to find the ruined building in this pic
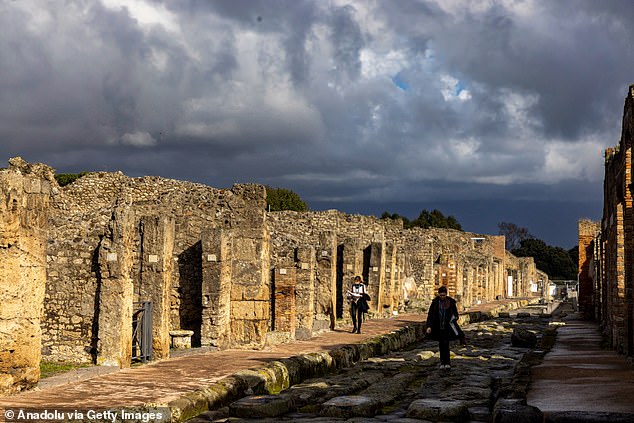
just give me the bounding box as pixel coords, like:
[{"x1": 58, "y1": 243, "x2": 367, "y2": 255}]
[
  {"x1": 1, "y1": 157, "x2": 547, "y2": 395},
  {"x1": 580, "y1": 84, "x2": 634, "y2": 357}
]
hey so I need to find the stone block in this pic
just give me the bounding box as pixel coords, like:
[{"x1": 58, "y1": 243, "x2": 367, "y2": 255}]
[
  {"x1": 320, "y1": 395, "x2": 380, "y2": 418},
  {"x1": 511, "y1": 328, "x2": 537, "y2": 348},
  {"x1": 492, "y1": 398, "x2": 542, "y2": 423},
  {"x1": 229, "y1": 394, "x2": 294, "y2": 418},
  {"x1": 406, "y1": 398, "x2": 470, "y2": 421},
  {"x1": 170, "y1": 330, "x2": 194, "y2": 349}
]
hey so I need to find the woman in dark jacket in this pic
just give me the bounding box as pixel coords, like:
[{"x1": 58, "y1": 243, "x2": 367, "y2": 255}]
[
  {"x1": 425, "y1": 285, "x2": 466, "y2": 369},
  {"x1": 347, "y1": 275, "x2": 369, "y2": 334}
]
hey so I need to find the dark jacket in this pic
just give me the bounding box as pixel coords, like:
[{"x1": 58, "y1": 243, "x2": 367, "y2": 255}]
[{"x1": 425, "y1": 295, "x2": 464, "y2": 341}]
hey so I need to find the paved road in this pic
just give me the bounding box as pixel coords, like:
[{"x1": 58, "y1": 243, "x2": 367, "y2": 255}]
[
  {"x1": 190, "y1": 311, "x2": 552, "y2": 422},
  {"x1": 2, "y1": 299, "x2": 632, "y2": 423}
]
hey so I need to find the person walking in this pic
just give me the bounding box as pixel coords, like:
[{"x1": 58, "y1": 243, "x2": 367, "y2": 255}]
[
  {"x1": 425, "y1": 285, "x2": 466, "y2": 369},
  {"x1": 347, "y1": 275, "x2": 369, "y2": 334}
]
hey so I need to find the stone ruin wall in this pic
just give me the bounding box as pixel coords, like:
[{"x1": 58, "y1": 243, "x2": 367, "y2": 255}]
[
  {"x1": 267, "y1": 210, "x2": 404, "y2": 336},
  {"x1": 591, "y1": 84, "x2": 634, "y2": 356},
  {"x1": 0, "y1": 159, "x2": 52, "y2": 394},
  {"x1": 399, "y1": 229, "x2": 508, "y2": 312},
  {"x1": 269, "y1": 212, "x2": 516, "y2": 321},
  {"x1": 44, "y1": 171, "x2": 269, "y2": 363},
  {"x1": 1, "y1": 157, "x2": 547, "y2": 395}
]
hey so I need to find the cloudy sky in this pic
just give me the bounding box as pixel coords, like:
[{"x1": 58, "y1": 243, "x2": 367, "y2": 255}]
[{"x1": 3, "y1": 0, "x2": 632, "y2": 248}]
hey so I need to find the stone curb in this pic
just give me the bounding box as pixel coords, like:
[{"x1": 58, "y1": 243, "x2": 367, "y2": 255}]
[
  {"x1": 164, "y1": 323, "x2": 425, "y2": 422},
  {"x1": 544, "y1": 411, "x2": 634, "y2": 423},
  {"x1": 162, "y1": 300, "x2": 539, "y2": 422}
]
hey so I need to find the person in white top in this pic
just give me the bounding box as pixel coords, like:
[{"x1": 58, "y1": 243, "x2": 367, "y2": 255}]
[{"x1": 346, "y1": 275, "x2": 369, "y2": 334}]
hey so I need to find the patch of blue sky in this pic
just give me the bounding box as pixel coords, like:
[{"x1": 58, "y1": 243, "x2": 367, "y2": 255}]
[
  {"x1": 455, "y1": 80, "x2": 465, "y2": 96},
  {"x1": 391, "y1": 74, "x2": 410, "y2": 91}
]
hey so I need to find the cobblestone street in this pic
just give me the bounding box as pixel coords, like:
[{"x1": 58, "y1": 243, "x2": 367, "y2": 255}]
[
  {"x1": 189, "y1": 309, "x2": 553, "y2": 422},
  {"x1": 2, "y1": 301, "x2": 633, "y2": 422}
]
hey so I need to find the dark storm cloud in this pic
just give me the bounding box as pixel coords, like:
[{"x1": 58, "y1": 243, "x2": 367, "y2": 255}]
[{"x1": 1, "y1": 0, "x2": 631, "y2": 247}]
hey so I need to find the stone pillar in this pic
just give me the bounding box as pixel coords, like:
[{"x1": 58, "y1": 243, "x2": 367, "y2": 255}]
[
  {"x1": 624, "y1": 146, "x2": 634, "y2": 356},
  {"x1": 578, "y1": 220, "x2": 600, "y2": 319},
  {"x1": 446, "y1": 256, "x2": 457, "y2": 297},
  {"x1": 366, "y1": 242, "x2": 385, "y2": 314},
  {"x1": 394, "y1": 251, "x2": 406, "y2": 310},
  {"x1": 0, "y1": 164, "x2": 50, "y2": 394},
  {"x1": 273, "y1": 266, "x2": 296, "y2": 337},
  {"x1": 97, "y1": 206, "x2": 135, "y2": 367},
  {"x1": 384, "y1": 242, "x2": 397, "y2": 311},
  {"x1": 138, "y1": 215, "x2": 175, "y2": 360},
  {"x1": 229, "y1": 227, "x2": 270, "y2": 349},
  {"x1": 315, "y1": 231, "x2": 337, "y2": 330},
  {"x1": 295, "y1": 246, "x2": 315, "y2": 339},
  {"x1": 341, "y1": 238, "x2": 358, "y2": 287},
  {"x1": 200, "y1": 228, "x2": 233, "y2": 348}
]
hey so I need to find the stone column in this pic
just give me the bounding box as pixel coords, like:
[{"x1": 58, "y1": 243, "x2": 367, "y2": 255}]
[
  {"x1": 384, "y1": 242, "x2": 397, "y2": 312},
  {"x1": 201, "y1": 228, "x2": 233, "y2": 348},
  {"x1": 138, "y1": 215, "x2": 175, "y2": 360},
  {"x1": 295, "y1": 246, "x2": 315, "y2": 339},
  {"x1": 578, "y1": 220, "x2": 600, "y2": 319},
  {"x1": 0, "y1": 165, "x2": 50, "y2": 394},
  {"x1": 229, "y1": 227, "x2": 271, "y2": 349},
  {"x1": 394, "y1": 251, "x2": 406, "y2": 311},
  {"x1": 97, "y1": 205, "x2": 135, "y2": 367},
  {"x1": 366, "y1": 242, "x2": 385, "y2": 314},
  {"x1": 315, "y1": 231, "x2": 336, "y2": 330},
  {"x1": 341, "y1": 238, "x2": 358, "y2": 287}
]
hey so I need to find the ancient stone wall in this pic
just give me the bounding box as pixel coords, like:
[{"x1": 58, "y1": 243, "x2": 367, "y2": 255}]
[
  {"x1": 43, "y1": 171, "x2": 268, "y2": 363},
  {"x1": 578, "y1": 219, "x2": 600, "y2": 319},
  {"x1": 0, "y1": 157, "x2": 551, "y2": 395},
  {"x1": 268, "y1": 211, "x2": 520, "y2": 342},
  {"x1": 0, "y1": 158, "x2": 52, "y2": 395},
  {"x1": 593, "y1": 84, "x2": 634, "y2": 356},
  {"x1": 267, "y1": 210, "x2": 400, "y2": 332}
]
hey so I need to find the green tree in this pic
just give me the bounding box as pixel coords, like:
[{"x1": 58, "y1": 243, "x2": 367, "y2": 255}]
[
  {"x1": 54, "y1": 172, "x2": 89, "y2": 187},
  {"x1": 265, "y1": 186, "x2": 308, "y2": 212},
  {"x1": 511, "y1": 238, "x2": 577, "y2": 280},
  {"x1": 381, "y1": 209, "x2": 462, "y2": 230},
  {"x1": 411, "y1": 209, "x2": 463, "y2": 230},
  {"x1": 380, "y1": 211, "x2": 411, "y2": 227},
  {"x1": 567, "y1": 245, "x2": 579, "y2": 272}
]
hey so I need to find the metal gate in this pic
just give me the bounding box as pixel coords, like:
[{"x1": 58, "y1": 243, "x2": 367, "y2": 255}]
[{"x1": 132, "y1": 301, "x2": 153, "y2": 363}]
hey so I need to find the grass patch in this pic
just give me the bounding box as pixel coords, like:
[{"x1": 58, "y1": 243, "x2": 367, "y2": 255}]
[{"x1": 40, "y1": 361, "x2": 90, "y2": 379}]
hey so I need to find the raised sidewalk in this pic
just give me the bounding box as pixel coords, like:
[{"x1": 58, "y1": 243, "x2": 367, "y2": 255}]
[{"x1": 527, "y1": 306, "x2": 634, "y2": 422}]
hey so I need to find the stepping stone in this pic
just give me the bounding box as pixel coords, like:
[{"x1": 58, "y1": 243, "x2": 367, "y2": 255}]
[
  {"x1": 320, "y1": 395, "x2": 380, "y2": 418},
  {"x1": 229, "y1": 394, "x2": 294, "y2": 418},
  {"x1": 511, "y1": 328, "x2": 537, "y2": 348},
  {"x1": 493, "y1": 398, "x2": 542, "y2": 423},
  {"x1": 406, "y1": 398, "x2": 469, "y2": 421}
]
